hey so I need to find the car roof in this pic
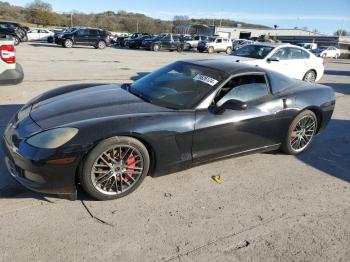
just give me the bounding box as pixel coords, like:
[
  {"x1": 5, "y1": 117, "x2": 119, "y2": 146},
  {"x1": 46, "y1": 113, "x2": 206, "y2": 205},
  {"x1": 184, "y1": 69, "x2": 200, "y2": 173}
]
[
  {"x1": 250, "y1": 42, "x2": 292, "y2": 47},
  {"x1": 182, "y1": 58, "x2": 266, "y2": 75},
  {"x1": 0, "y1": 21, "x2": 20, "y2": 24}
]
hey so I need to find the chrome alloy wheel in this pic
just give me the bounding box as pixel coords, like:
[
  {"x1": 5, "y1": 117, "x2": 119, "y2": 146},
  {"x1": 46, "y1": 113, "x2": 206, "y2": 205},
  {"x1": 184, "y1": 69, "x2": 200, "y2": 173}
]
[
  {"x1": 91, "y1": 145, "x2": 144, "y2": 195},
  {"x1": 289, "y1": 115, "x2": 317, "y2": 152}
]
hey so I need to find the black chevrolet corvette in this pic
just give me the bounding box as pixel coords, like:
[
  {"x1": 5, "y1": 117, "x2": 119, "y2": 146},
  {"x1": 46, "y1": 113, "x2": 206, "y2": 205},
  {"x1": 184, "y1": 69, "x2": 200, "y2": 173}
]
[{"x1": 2, "y1": 59, "x2": 335, "y2": 200}]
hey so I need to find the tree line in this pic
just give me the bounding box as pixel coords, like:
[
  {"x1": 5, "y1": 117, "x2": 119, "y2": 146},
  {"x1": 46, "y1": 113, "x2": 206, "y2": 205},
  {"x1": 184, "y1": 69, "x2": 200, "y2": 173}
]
[{"x1": 0, "y1": 0, "x2": 270, "y2": 33}]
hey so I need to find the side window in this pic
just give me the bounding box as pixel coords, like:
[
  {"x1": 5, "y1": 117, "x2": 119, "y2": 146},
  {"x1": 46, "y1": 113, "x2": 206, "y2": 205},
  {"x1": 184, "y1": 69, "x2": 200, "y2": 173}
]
[
  {"x1": 194, "y1": 36, "x2": 200, "y2": 41},
  {"x1": 89, "y1": 30, "x2": 98, "y2": 35},
  {"x1": 77, "y1": 29, "x2": 88, "y2": 36},
  {"x1": 163, "y1": 35, "x2": 171, "y2": 41},
  {"x1": 290, "y1": 48, "x2": 309, "y2": 59},
  {"x1": 31, "y1": 29, "x2": 39, "y2": 33},
  {"x1": 214, "y1": 75, "x2": 269, "y2": 106},
  {"x1": 173, "y1": 35, "x2": 179, "y2": 41},
  {"x1": 0, "y1": 23, "x2": 8, "y2": 29},
  {"x1": 216, "y1": 39, "x2": 222, "y2": 43},
  {"x1": 272, "y1": 48, "x2": 289, "y2": 60}
]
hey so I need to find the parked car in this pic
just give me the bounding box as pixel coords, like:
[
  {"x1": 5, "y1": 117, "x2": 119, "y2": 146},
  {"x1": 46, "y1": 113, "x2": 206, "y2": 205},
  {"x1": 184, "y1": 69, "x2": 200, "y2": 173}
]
[
  {"x1": 124, "y1": 33, "x2": 149, "y2": 47},
  {"x1": 57, "y1": 28, "x2": 112, "y2": 49},
  {"x1": 197, "y1": 37, "x2": 233, "y2": 54},
  {"x1": 299, "y1": 42, "x2": 318, "y2": 50},
  {"x1": 114, "y1": 35, "x2": 128, "y2": 47},
  {"x1": 141, "y1": 34, "x2": 166, "y2": 50},
  {"x1": 184, "y1": 35, "x2": 211, "y2": 49},
  {"x1": 0, "y1": 39, "x2": 24, "y2": 85},
  {"x1": 228, "y1": 43, "x2": 324, "y2": 82},
  {"x1": 27, "y1": 28, "x2": 54, "y2": 41},
  {"x1": 149, "y1": 34, "x2": 184, "y2": 52},
  {"x1": 311, "y1": 46, "x2": 341, "y2": 59},
  {"x1": 2, "y1": 59, "x2": 335, "y2": 200},
  {"x1": 128, "y1": 35, "x2": 151, "y2": 49},
  {"x1": 50, "y1": 27, "x2": 78, "y2": 44},
  {"x1": 232, "y1": 39, "x2": 255, "y2": 50},
  {"x1": 0, "y1": 21, "x2": 28, "y2": 45}
]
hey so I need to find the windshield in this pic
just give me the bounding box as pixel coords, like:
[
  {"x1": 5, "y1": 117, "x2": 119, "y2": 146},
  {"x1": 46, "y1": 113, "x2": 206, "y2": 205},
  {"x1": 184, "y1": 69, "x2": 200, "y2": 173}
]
[
  {"x1": 232, "y1": 45, "x2": 274, "y2": 59},
  {"x1": 128, "y1": 61, "x2": 226, "y2": 109}
]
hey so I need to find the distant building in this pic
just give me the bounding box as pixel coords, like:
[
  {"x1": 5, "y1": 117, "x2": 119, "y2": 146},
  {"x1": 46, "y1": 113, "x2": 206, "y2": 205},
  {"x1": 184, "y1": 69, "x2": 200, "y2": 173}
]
[
  {"x1": 212, "y1": 26, "x2": 324, "y2": 39},
  {"x1": 175, "y1": 24, "x2": 350, "y2": 58}
]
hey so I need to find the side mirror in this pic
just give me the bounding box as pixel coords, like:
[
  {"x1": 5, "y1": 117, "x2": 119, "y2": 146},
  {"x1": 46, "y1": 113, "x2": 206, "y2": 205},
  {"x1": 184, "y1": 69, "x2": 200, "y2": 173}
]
[
  {"x1": 213, "y1": 99, "x2": 247, "y2": 114},
  {"x1": 267, "y1": 56, "x2": 279, "y2": 62}
]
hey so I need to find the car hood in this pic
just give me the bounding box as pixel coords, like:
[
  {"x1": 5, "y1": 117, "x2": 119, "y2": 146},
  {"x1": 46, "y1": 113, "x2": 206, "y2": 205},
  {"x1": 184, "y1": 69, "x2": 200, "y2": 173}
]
[
  {"x1": 30, "y1": 84, "x2": 170, "y2": 129},
  {"x1": 228, "y1": 56, "x2": 261, "y2": 63},
  {"x1": 222, "y1": 56, "x2": 265, "y2": 66}
]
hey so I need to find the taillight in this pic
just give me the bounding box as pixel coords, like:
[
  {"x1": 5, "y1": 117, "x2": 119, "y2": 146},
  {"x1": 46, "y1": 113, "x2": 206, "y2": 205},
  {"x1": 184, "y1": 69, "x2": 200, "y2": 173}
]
[{"x1": 0, "y1": 45, "x2": 16, "y2": 64}]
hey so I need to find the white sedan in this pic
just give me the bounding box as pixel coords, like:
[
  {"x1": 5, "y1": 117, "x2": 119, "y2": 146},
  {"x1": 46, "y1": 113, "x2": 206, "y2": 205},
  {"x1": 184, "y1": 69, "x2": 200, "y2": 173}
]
[
  {"x1": 320, "y1": 46, "x2": 341, "y2": 59},
  {"x1": 228, "y1": 43, "x2": 324, "y2": 82},
  {"x1": 27, "y1": 29, "x2": 54, "y2": 41}
]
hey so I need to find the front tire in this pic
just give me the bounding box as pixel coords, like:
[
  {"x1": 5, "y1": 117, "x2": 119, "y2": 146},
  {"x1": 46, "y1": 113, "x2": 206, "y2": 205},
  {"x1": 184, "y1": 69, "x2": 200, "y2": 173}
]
[
  {"x1": 226, "y1": 47, "x2": 232, "y2": 54},
  {"x1": 153, "y1": 44, "x2": 160, "y2": 52},
  {"x1": 281, "y1": 110, "x2": 317, "y2": 155},
  {"x1": 177, "y1": 45, "x2": 183, "y2": 52},
  {"x1": 97, "y1": 40, "x2": 106, "y2": 49},
  {"x1": 80, "y1": 136, "x2": 150, "y2": 200},
  {"x1": 64, "y1": 39, "x2": 73, "y2": 48},
  {"x1": 208, "y1": 46, "x2": 214, "y2": 53}
]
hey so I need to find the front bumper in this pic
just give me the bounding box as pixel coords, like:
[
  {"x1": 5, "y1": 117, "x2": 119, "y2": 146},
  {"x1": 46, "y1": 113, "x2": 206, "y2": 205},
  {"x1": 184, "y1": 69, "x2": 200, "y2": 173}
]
[
  {"x1": 2, "y1": 123, "x2": 80, "y2": 195},
  {"x1": 197, "y1": 45, "x2": 208, "y2": 52},
  {"x1": 0, "y1": 63, "x2": 24, "y2": 85}
]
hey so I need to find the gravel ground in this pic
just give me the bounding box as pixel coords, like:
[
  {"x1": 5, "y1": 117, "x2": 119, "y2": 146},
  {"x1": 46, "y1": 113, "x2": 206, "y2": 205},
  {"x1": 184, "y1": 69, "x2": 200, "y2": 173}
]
[{"x1": 0, "y1": 43, "x2": 349, "y2": 262}]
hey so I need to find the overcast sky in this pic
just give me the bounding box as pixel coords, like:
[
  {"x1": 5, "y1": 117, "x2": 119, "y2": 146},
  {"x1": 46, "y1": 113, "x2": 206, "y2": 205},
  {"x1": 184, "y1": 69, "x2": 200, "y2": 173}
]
[{"x1": 10, "y1": 0, "x2": 350, "y2": 34}]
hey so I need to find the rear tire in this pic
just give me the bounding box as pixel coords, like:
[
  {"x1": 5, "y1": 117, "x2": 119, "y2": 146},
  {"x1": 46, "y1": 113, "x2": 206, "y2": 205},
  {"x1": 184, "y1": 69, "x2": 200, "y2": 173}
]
[
  {"x1": 226, "y1": 47, "x2": 232, "y2": 54},
  {"x1": 303, "y1": 70, "x2": 317, "y2": 83},
  {"x1": 80, "y1": 136, "x2": 150, "y2": 200},
  {"x1": 64, "y1": 39, "x2": 73, "y2": 48},
  {"x1": 281, "y1": 110, "x2": 317, "y2": 155},
  {"x1": 13, "y1": 36, "x2": 20, "y2": 46}
]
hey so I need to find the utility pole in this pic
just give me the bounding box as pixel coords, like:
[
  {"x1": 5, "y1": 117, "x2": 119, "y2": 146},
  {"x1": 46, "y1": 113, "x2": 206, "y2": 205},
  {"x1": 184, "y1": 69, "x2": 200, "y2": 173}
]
[
  {"x1": 70, "y1": 12, "x2": 73, "y2": 27},
  {"x1": 136, "y1": 20, "x2": 139, "y2": 32},
  {"x1": 340, "y1": 19, "x2": 345, "y2": 36}
]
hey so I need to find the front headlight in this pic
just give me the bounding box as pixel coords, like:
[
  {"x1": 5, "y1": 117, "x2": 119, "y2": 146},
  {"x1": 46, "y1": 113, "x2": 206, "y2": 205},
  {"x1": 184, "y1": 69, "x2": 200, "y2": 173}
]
[
  {"x1": 16, "y1": 105, "x2": 32, "y2": 123},
  {"x1": 26, "y1": 128, "x2": 79, "y2": 149}
]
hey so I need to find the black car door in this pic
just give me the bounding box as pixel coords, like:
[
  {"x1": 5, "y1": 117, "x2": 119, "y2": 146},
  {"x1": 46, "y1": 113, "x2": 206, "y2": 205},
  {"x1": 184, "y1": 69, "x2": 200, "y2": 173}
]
[
  {"x1": 161, "y1": 35, "x2": 171, "y2": 49},
  {"x1": 88, "y1": 29, "x2": 100, "y2": 45},
  {"x1": 74, "y1": 29, "x2": 89, "y2": 44},
  {"x1": 192, "y1": 73, "x2": 283, "y2": 163}
]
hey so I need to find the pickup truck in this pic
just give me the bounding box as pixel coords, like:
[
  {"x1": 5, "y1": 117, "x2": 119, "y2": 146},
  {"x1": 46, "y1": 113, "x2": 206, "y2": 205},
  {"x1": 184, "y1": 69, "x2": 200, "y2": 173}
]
[
  {"x1": 0, "y1": 39, "x2": 24, "y2": 85},
  {"x1": 197, "y1": 37, "x2": 233, "y2": 54},
  {"x1": 184, "y1": 35, "x2": 212, "y2": 49}
]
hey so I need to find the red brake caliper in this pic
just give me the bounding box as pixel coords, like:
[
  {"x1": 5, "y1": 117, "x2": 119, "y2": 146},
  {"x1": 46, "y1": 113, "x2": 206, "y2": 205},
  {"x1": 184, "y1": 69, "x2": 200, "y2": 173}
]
[{"x1": 124, "y1": 153, "x2": 136, "y2": 182}]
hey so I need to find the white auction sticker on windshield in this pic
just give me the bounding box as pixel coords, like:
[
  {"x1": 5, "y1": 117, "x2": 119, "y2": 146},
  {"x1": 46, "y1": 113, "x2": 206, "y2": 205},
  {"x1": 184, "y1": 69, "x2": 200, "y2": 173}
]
[{"x1": 193, "y1": 74, "x2": 218, "y2": 86}]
